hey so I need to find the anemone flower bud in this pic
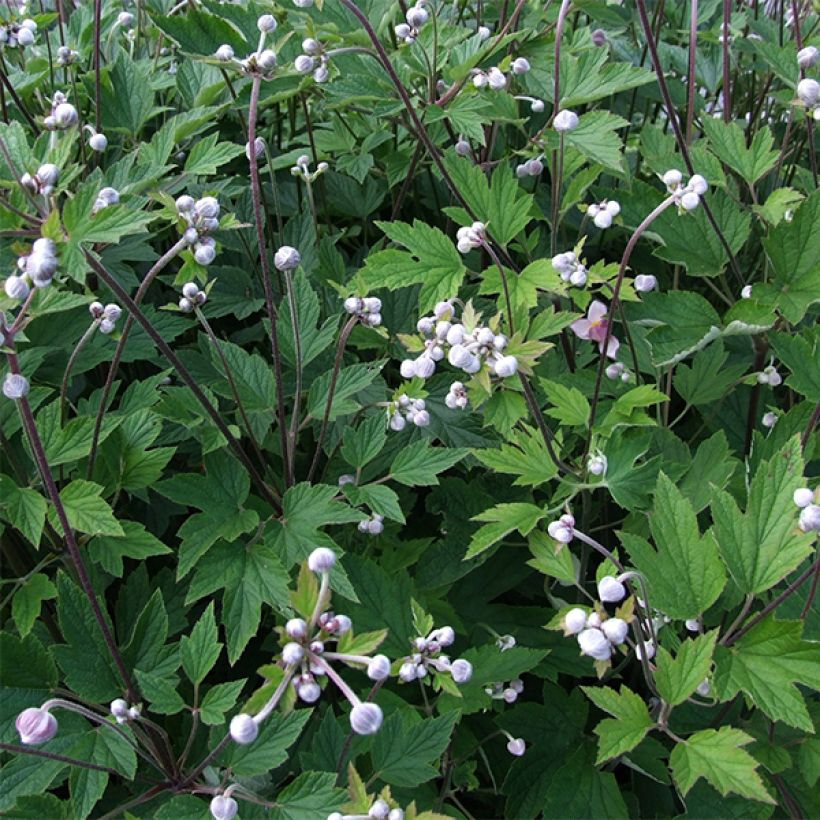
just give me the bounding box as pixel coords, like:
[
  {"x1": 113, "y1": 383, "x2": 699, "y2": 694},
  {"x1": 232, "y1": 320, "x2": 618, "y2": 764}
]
[
  {"x1": 3, "y1": 373, "x2": 30, "y2": 400},
  {"x1": 229, "y1": 713, "x2": 258, "y2": 744},
  {"x1": 297, "y1": 677, "x2": 321, "y2": 702},
  {"x1": 399, "y1": 661, "x2": 418, "y2": 682},
  {"x1": 110, "y1": 698, "x2": 129, "y2": 720},
  {"x1": 194, "y1": 243, "x2": 216, "y2": 266},
  {"x1": 17, "y1": 27, "x2": 35, "y2": 46},
  {"x1": 451, "y1": 658, "x2": 473, "y2": 683},
  {"x1": 487, "y1": 67, "x2": 507, "y2": 90},
  {"x1": 54, "y1": 102, "x2": 78, "y2": 128},
  {"x1": 680, "y1": 191, "x2": 700, "y2": 211},
  {"x1": 635, "y1": 640, "x2": 656, "y2": 661},
  {"x1": 455, "y1": 138, "x2": 471, "y2": 156},
  {"x1": 601, "y1": 618, "x2": 628, "y2": 645},
  {"x1": 37, "y1": 164, "x2": 60, "y2": 187},
  {"x1": 274, "y1": 245, "x2": 301, "y2": 271},
  {"x1": 662, "y1": 168, "x2": 683, "y2": 187},
  {"x1": 448, "y1": 344, "x2": 474, "y2": 370},
  {"x1": 282, "y1": 642, "x2": 305, "y2": 665},
  {"x1": 797, "y1": 78, "x2": 820, "y2": 107},
  {"x1": 257, "y1": 49, "x2": 277, "y2": 71},
  {"x1": 369, "y1": 799, "x2": 390, "y2": 819},
  {"x1": 688, "y1": 174, "x2": 708, "y2": 195},
  {"x1": 286, "y1": 617, "x2": 308, "y2": 640},
  {"x1": 308, "y1": 547, "x2": 336, "y2": 573},
  {"x1": 507, "y1": 737, "x2": 526, "y2": 756},
  {"x1": 195, "y1": 197, "x2": 220, "y2": 220},
  {"x1": 399, "y1": 359, "x2": 416, "y2": 379},
  {"x1": 634, "y1": 274, "x2": 657, "y2": 292},
  {"x1": 592, "y1": 28, "x2": 607, "y2": 46},
  {"x1": 553, "y1": 110, "x2": 579, "y2": 132},
  {"x1": 494, "y1": 355, "x2": 518, "y2": 378},
  {"x1": 413, "y1": 409, "x2": 430, "y2": 427},
  {"x1": 210, "y1": 794, "x2": 238, "y2": 820},
  {"x1": 295, "y1": 54, "x2": 314, "y2": 73},
  {"x1": 215, "y1": 43, "x2": 234, "y2": 61},
  {"x1": 257, "y1": 13, "x2": 277, "y2": 32},
  {"x1": 4, "y1": 275, "x2": 30, "y2": 301},
  {"x1": 597, "y1": 576, "x2": 626, "y2": 603},
  {"x1": 406, "y1": 5, "x2": 428, "y2": 26},
  {"x1": 434, "y1": 625, "x2": 455, "y2": 646},
  {"x1": 799, "y1": 504, "x2": 820, "y2": 532},
  {"x1": 564, "y1": 608, "x2": 587, "y2": 635},
  {"x1": 511, "y1": 57, "x2": 530, "y2": 74},
  {"x1": 577, "y1": 628, "x2": 611, "y2": 660},
  {"x1": 350, "y1": 702, "x2": 383, "y2": 735},
  {"x1": 390, "y1": 413, "x2": 406, "y2": 431},
  {"x1": 176, "y1": 194, "x2": 195, "y2": 213},
  {"x1": 797, "y1": 45, "x2": 819, "y2": 69},
  {"x1": 794, "y1": 488, "x2": 814, "y2": 508},
  {"x1": 16, "y1": 707, "x2": 58, "y2": 745}
]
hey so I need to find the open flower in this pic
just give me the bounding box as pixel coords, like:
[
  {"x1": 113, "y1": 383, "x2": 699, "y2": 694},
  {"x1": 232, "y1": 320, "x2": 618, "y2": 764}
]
[{"x1": 570, "y1": 301, "x2": 620, "y2": 359}]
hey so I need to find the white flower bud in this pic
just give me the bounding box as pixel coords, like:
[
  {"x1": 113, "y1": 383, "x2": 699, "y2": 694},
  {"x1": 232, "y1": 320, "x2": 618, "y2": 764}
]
[
  {"x1": 210, "y1": 795, "x2": 238, "y2": 820},
  {"x1": 4, "y1": 275, "x2": 30, "y2": 301},
  {"x1": 229, "y1": 713, "x2": 259, "y2": 744},
  {"x1": 475, "y1": 327, "x2": 494, "y2": 346},
  {"x1": 688, "y1": 174, "x2": 708, "y2": 195},
  {"x1": 110, "y1": 699, "x2": 129, "y2": 719},
  {"x1": 448, "y1": 344, "x2": 473, "y2": 370},
  {"x1": 350, "y1": 702, "x2": 383, "y2": 735},
  {"x1": 282, "y1": 642, "x2": 304, "y2": 664},
  {"x1": 17, "y1": 27, "x2": 35, "y2": 46},
  {"x1": 334, "y1": 614, "x2": 352, "y2": 634},
  {"x1": 369, "y1": 799, "x2": 390, "y2": 819},
  {"x1": 487, "y1": 67, "x2": 507, "y2": 90},
  {"x1": 398, "y1": 359, "x2": 417, "y2": 379},
  {"x1": 507, "y1": 737, "x2": 526, "y2": 756},
  {"x1": 525, "y1": 158, "x2": 544, "y2": 176},
  {"x1": 592, "y1": 28, "x2": 607, "y2": 46},
  {"x1": 390, "y1": 413, "x2": 406, "y2": 431},
  {"x1": 762, "y1": 411, "x2": 778, "y2": 428},
  {"x1": 176, "y1": 194, "x2": 196, "y2": 213},
  {"x1": 662, "y1": 169, "x2": 683, "y2": 188},
  {"x1": 406, "y1": 5, "x2": 428, "y2": 26},
  {"x1": 451, "y1": 658, "x2": 473, "y2": 683},
  {"x1": 274, "y1": 245, "x2": 301, "y2": 271},
  {"x1": 37, "y1": 164, "x2": 60, "y2": 187},
  {"x1": 601, "y1": 618, "x2": 628, "y2": 645},
  {"x1": 634, "y1": 274, "x2": 657, "y2": 292},
  {"x1": 578, "y1": 628, "x2": 611, "y2": 660},
  {"x1": 297, "y1": 677, "x2": 321, "y2": 702},
  {"x1": 99, "y1": 318, "x2": 116, "y2": 335},
  {"x1": 302, "y1": 37, "x2": 320, "y2": 54},
  {"x1": 395, "y1": 23, "x2": 412, "y2": 38},
  {"x1": 367, "y1": 654, "x2": 391, "y2": 681},
  {"x1": 593, "y1": 210, "x2": 613, "y2": 229},
  {"x1": 308, "y1": 547, "x2": 336, "y2": 573},
  {"x1": 413, "y1": 409, "x2": 430, "y2": 427},
  {"x1": 553, "y1": 110, "x2": 579, "y2": 132},
  {"x1": 797, "y1": 78, "x2": 820, "y2": 107},
  {"x1": 794, "y1": 488, "x2": 814, "y2": 508},
  {"x1": 597, "y1": 576, "x2": 626, "y2": 603},
  {"x1": 494, "y1": 355, "x2": 518, "y2": 378},
  {"x1": 295, "y1": 54, "x2": 314, "y2": 73},
  {"x1": 215, "y1": 44, "x2": 234, "y2": 61},
  {"x1": 797, "y1": 45, "x2": 819, "y2": 69},
  {"x1": 15, "y1": 707, "x2": 58, "y2": 745},
  {"x1": 257, "y1": 13, "x2": 277, "y2": 32},
  {"x1": 286, "y1": 618, "x2": 308, "y2": 640},
  {"x1": 54, "y1": 102, "x2": 78, "y2": 128},
  {"x1": 531, "y1": 99, "x2": 545, "y2": 113},
  {"x1": 433, "y1": 300, "x2": 454, "y2": 320},
  {"x1": 399, "y1": 662, "x2": 418, "y2": 682},
  {"x1": 503, "y1": 687, "x2": 518, "y2": 703},
  {"x1": 194, "y1": 243, "x2": 216, "y2": 266},
  {"x1": 257, "y1": 49, "x2": 277, "y2": 71},
  {"x1": 4, "y1": 374, "x2": 32, "y2": 400},
  {"x1": 685, "y1": 618, "x2": 700, "y2": 632},
  {"x1": 367, "y1": 518, "x2": 384, "y2": 535},
  {"x1": 680, "y1": 191, "x2": 700, "y2": 211},
  {"x1": 564, "y1": 608, "x2": 587, "y2": 635},
  {"x1": 696, "y1": 678, "x2": 711, "y2": 696},
  {"x1": 799, "y1": 504, "x2": 820, "y2": 532},
  {"x1": 511, "y1": 57, "x2": 530, "y2": 74},
  {"x1": 455, "y1": 138, "x2": 471, "y2": 156},
  {"x1": 116, "y1": 11, "x2": 134, "y2": 26},
  {"x1": 179, "y1": 297, "x2": 194, "y2": 313}
]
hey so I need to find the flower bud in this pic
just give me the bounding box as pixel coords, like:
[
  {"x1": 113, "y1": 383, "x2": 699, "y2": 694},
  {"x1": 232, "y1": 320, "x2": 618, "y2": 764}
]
[
  {"x1": 799, "y1": 504, "x2": 820, "y2": 532},
  {"x1": 350, "y1": 702, "x2": 383, "y2": 735},
  {"x1": 414, "y1": 356, "x2": 435, "y2": 379},
  {"x1": 507, "y1": 737, "x2": 526, "y2": 756},
  {"x1": 4, "y1": 275, "x2": 30, "y2": 301},
  {"x1": 455, "y1": 138, "x2": 471, "y2": 156},
  {"x1": 229, "y1": 713, "x2": 258, "y2": 745},
  {"x1": 297, "y1": 677, "x2": 321, "y2": 702},
  {"x1": 564, "y1": 608, "x2": 587, "y2": 635},
  {"x1": 762, "y1": 411, "x2": 778, "y2": 428},
  {"x1": 451, "y1": 658, "x2": 473, "y2": 683},
  {"x1": 587, "y1": 612, "x2": 602, "y2": 629},
  {"x1": 400, "y1": 359, "x2": 416, "y2": 379},
  {"x1": 117, "y1": 11, "x2": 134, "y2": 26},
  {"x1": 448, "y1": 344, "x2": 474, "y2": 370},
  {"x1": 295, "y1": 54, "x2": 314, "y2": 73},
  {"x1": 179, "y1": 297, "x2": 194, "y2": 313},
  {"x1": 634, "y1": 274, "x2": 657, "y2": 292},
  {"x1": 257, "y1": 49, "x2": 277, "y2": 71},
  {"x1": 282, "y1": 641, "x2": 305, "y2": 665},
  {"x1": 511, "y1": 57, "x2": 530, "y2": 75},
  {"x1": 553, "y1": 110, "x2": 579, "y2": 132},
  {"x1": 635, "y1": 640, "x2": 656, "y2": 661},
  {"x1": 494, "y1": 355, "x2": 518, "y2": 378},
  {"x1": 406, "y1": 5, "x2": 428, "y2": 26},
  {"x1": 274, "y1": 245, "x2": 301, "y2": 271},
  {"x1": 194, "y1": 243, "x2": 216, "y2": 266},
  {"x1": 367, "y1": 654, "x2": 391, "y2": 681},
  {"x1": 601, "y1": 618, "x2": 628, "y2": 645},
  {"x1": 399, "y1": 661, "x2": 417, "y2": 682},
  {"x1": 547, "y1": 520, "x2": 573, "y2": 543},
  {"x1": 797, "y1": 78, "x2": 820, "y2": 107},
  {"x1": 308, "y1": 547, "x2": 336, "y2": 573},
  {"x1": 685, "y1": 618, "x2": 700, "y2": 632},
  {"x1": 594, "y1": 210, "x2": 613, "y2": 229},
  {"x1": 3, "y1": 373, "x2": 30, "y2": 400},
  {"x1": 176, "y1": 194, "x2": 196, "y2": 213},
  {"x1": 487, "y1": 67, "x2": 507, "y2": 90},
  {"x1": 16, "y1": 707, "x2": 58, "y2": 745},
  {"x1": 98, "y1": 187, "x2": 120, "y2": 206},
  {"x1": 246, "y1": 137, "x2": 265, "y2": 159},
  {"x1": 17, "y1": 27, "x2": 35, "y2": 46},
  {"x1": 794, "y1": 488, "x2": 814, "y2": 508},
  {"x1": 99, "y1": 318, "x2": 116, "y2": 335},
  {"x1": 587, "y1": 454, "x2": 607, "y2": 476},
  {"x1": 797, "y1": 45, "x2": 819, "y2": 69},
  {"x1": 335, "y1": 614, "x2": 352, "y2": 634},
  {"x1": 110, "y1": 698, "x2": 129, "y2": 720},
  {"x1": 210, "y1": 795, "x2": 238, "y2": 820},
  {"x1": 54, "y1": 102, "x2": 78, "y2": 128},
  {"x1": 369, "y1": 799, "x2": 390, "y2": 819},
  {"x1": 680, "y1": 191, "x2": 700, "y2": 211},
  {"x1": 503, "y1": 687, "x2": 518, "y2": 703},
  {"x1": 597, "y1": 576, "x2": 626, "y2": 603},
  {"x1": 390, "y1": 413, "x2": 406, "y2": 431},
  {"x1": 577, "y1": 628, "x2": 611, "y2": 660},
  {"x1": 592, "y1": 28, "x2": 607, "y2": 46},
  {"x1": 413, "y1": 409, "x2": 430, "y2": 427},
  {"x1": 531, "y1": 99, "x2": 545, "y2": 113},
  {"x1": 257, "y1": 13, "x2": 277, "y2": 32},
  {"x1": 688, "y1": 174, "x2": 708, "y2": 195},
  {"x1": 195, "y1": 196, "x2": 220, "y2": 220},
  {"x1": 662, "y1": 168, "x2": 683, "y2": 188},
  {"x1": 215, "y1": 44, "x2": 234, "y2": 61},
  {"x1": 37, "y1": 164, "x2": 60, "y2": 187}
]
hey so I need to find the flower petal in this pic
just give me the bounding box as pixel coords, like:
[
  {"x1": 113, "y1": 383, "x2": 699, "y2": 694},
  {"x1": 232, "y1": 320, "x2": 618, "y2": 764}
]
[{"x1": 570, "y1": 319, "x2": 591, "y2": 339}]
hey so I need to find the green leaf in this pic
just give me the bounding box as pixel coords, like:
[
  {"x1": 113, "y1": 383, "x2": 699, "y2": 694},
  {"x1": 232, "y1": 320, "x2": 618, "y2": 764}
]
[
  {"x1": 563, "y1": 111, "x2": 628, "y2": 174},
  {"x1": 359, "y1": 220, "x2": 466, "y2": 312},
  {"x1": 620, "y1": 473, "x2": 726, "y2": 619},
  {"x1": 199, "y1": 680, "x2": 245, "y2": 725},
  {"x1": 307, "y1": 362, "x2": 382, "y2": 421},
  {"x1": 181, "y1": 601, "x2": 222, "y2": 685},
  {"x1": 389, "y1": 440, "x2": 467, "y2": 486},
  {"x1": 669, "y1": 727, "x2": 774, "y2": 804},
  {"x1": 701, "y1": 119, "x2": 779, "y2": 184},
  {"x1": 99, "y1": 56, "x2": 157, "y2": 135},
  {"x1": 528, "y1": 530, "x2": 576, "y2": 583},
  {"x1": 87, "y1": 521, "x2": 172, "y2": 577},
  {"x1": 0, "y1": 475, "x2": 47, "y2": 546},
  {"x1": 655, "y1": 631, "x2": 718, "y2": 706},
  {"x1": 711, "y1": 438, "x2": 814, "y2": 594},
  {"x1": 713, "y1": 618, "x2": 820, "y2": 732},
  {"x1": 540, "y1": 378, "x2": 590, "y2": 426},
  {"x1": 344, "y1": 483, "x2": 404, "y2": 523},
  {"x1": 269, "y1": 772, "x2": 346, "y2": 820},
  {"x1": 150, "y1": 6, "x2": 248, "y2": 56},
  {"x1": 225, "y1": 710, "x2": 311, "y2": 775},
  {"x1": 677, "y1": 431, "x2": 736, "y2": 513},
  {"x1": 581, "y1": 684, "x2": 654, "y2": 763},
  {"x1": 466, "y1": 502, "x2": 546, "y2": 560},
  {"x1": 134, "y1": 669, "x2": 186, "y2": 714},
  {"x1": 472, "y1": 425, "x2": 559, "y2": 487},
  {"x1": 341, "y1": 414, "x2": 387, "y2": 469},
  {"x1": 47, "y1": 480, "x2": 124, "y2": 537},
  {"x1": 371, "y1": 711, "x2": 458, "y2": 787},
  {"x1": 754, "y1": 187, "x2": 805, "y2": 226},
  {"x1": 770, "y1": 331, "x2": 820, "y2": 401},
  {"x1": 184, "y1": 132, "x2": 245, "y2": 175},
  {"x1": 123, "y1": 589, "x2": 168, "y2": 672},
  {"x1": 12, "y1": 573, "x2": 57, "y2": 638},
  {"x1": 673, "y1": 341, "x2": 748, "y2": 406},
  {"x1": 559, "y1": 49, "x2": 655, "y2": 107}
]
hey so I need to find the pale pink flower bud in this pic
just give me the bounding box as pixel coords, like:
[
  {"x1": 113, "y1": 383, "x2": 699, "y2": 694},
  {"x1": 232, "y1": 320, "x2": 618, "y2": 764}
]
[
  {"x1": 229, "y1": 713, "x2": 258, "y2": 744},
  {"x1": 794, "y1": 488, "x2": 814, "y2": 508},
  {"x1": 553, "y1": 110, "x2": 579, "y2": 132},
  {"x1": 564, "y1": 608, "x2": 587, "y2": 635},
  {"x1": 634, "y1": 274, "x2": 657, "y2": 292},
  {"x1": 597, "y1": 576, "x2": 626, "y2": 603},
  {"x1": 451, "y1": 658, "x2": 473, "y2": 683},
  {"x1": 577, "y1": 628, "x2": 611, "y2": 660},
  {"x1": 16, "y1": 707, "x2": 58, "y2": 745},
  {"x1": 507, "y1": 737, "x2": 526, "y2": 756},
  {"x1": 350, "y1": 702, "x2": 383, "y2": 735},
  {"x1": 601, "y1": 618, "x2": 628, "y2": 645},
  {"x1": 274, "y1": 245, "x2": 301, "y2": 271},
  {"x1": 3, "y1": 373, "x2": 30, "y2": 400},
  {"x1": 307, "y1": 547, "x2": 336, "y2": 572},
  {"x1": 210, "y1": 795, "x2": 238, "y2": 820}
]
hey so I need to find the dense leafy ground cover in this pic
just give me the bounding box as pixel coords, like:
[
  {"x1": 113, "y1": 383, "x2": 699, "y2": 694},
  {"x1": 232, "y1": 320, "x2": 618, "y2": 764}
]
[{"x1": 1, "y1": 0, "x2": 819, "y2": 816}]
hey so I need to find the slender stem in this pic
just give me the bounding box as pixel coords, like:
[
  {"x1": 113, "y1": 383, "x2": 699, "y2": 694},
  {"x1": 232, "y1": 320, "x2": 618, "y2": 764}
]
[
  {"x1": 722, "y1": 0, "x2": 731, "y2": 122},
  {"x1": 60, "y1": 321, "x2": 99, "y2": 425},
  {"x1": 801, "y1": 401, "x2": 820, "y2": 449},
  {"x1": 719, "y1": 594, "x2": 754, "y2": 645},
  {"x1": 253, "y1": 664, "x2": 296, "y2": 723},
  {"x1": 83, "y1": 251, "x2": 283, "y2": 515},
  {"x1": 686, "y1": 0, "x2": 698, "y2": 144},
  {"x1": 0, "y1": 742, "x2": 119, "y2": 775},
  {"x1": 283, "y1": 268, "x2": 303, "y2": 480},
  {"x1": 87, "y1": 238, "x2": 188, "y2": 478},
  {"x1": 97, "y1": 784, "x2": 168, "y2": 820},
  {"x1": 248, "y1": 74, "x2": 292, "y2": 488},
  {"x1": 0, "y1": 55, "x2": 40, "y2": 133},
  {"x1": 551, "y1": 0, "x2": 572, "y2": 122},
  {"x1": 311, "y1": 655, "x2": 361, "y2": 706},
  {"x1": 94, "y1": 0, "x2": 102, "y2": 133},
  {"x1": 0, "y1": 194, "x2": 40, "y2": 225}
]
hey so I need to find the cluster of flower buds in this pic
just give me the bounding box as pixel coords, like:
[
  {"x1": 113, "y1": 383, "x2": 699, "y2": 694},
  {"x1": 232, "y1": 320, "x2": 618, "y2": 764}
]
[
  {"x1": 295, "y1": 37, "x2": 331, "y2": 83},
  {"x1": 662, "y1": 169, "x2": 708, "y2": 211},
  {"x1": 515, "y1": 155, "x2": 544, "y2": 178},
  {"x1": 328, "y1": 800, "x2": 404, "y2": 820},
  {"x1": 797, "y1": 78, "x2": 820, "y2": 119},
  {"x1": 398, "y1": 626, "x2": 473, "y2": 684},
  {"x1": 514, "y1": 95, "x2": 546, "y2": 113},
  {"x1": 92, "y1": 186, "x2": 120, "y2": 214},
  {"x1": 563, "y1": 605, "x2": 629, "y2": 662},
  {"x1": 357, "y1": 513, "x2": 384, "y2": 535},
  {"x1": 109, "y1": 698, "x2": 140, "y2": 724},
  {"x1": 485, "y1": 677, "x2": 524, "y2": 703},
  {"x1": 177, "y1": 195, "x2": 221, "y2": 264},
  {"x1": 547, "y1": 512, "x2": 575, "y2": 544},
  {"x1": 605, "y1": 361, "x2": 631, "y2": 382},
  {"x1": 215, "y1": 15, "x2": 277, "y2": 75},
  {"x1": 21, "y1": 163, "x2": 60, "y2": 197},
  {"x1": 553, "y1": 109, "x2": 579, "y2": 132},
  {"x1": 343, "y1": 295, "x2": 381, "y2": 327},
  {"x1": 587, "y1": 199, "x2": 621, "y2": 230},
  {"x1": 44, "y1": 91, "x2": 78, "y2": 130},
  {"x1": 587, "y1": 452, "x2": 607, "y2": 476},
  {"x1": 472, "y1": 66, "x2": 507, "y2": 91},
  {"x1": 798, "y1": 46, "x2": 819, "y2": 70},
  {"x1": 83, "y1": 124, "x2": 108, "y2": 152},
  {"x1": 291, "y1": 152, "x2": 329, "y2": 181},
  {"x1": 388, "y1": 394, "x2": 429, "y2": 430},
  {"x1": 445, "y1": 380, "x2": 468, "y2": 410},
  {"x1": 795, "y1": 487, "x2": 820, "y2": 532},
  {"x1": 2, "y1": 372, "x2": 30, "y2": 401},
  {"x1": 15, "y1": 705, "x2": 58, "y2": 745},
  {"x1": 455, "y1": 221, "x2": 486, "y2": 254},
  {"x1": 756, "y1": 363, "x2": 782, "y2": 387},
  {"x1": 0, "y1": 18, "x2": 37, "y2": 48},
  {"x1": 89, "y1": 300, "x2": 122, "y2": 335},
  {"x1": 6, "y1": 237, "x2": 59, "y2": 297},
  {"x1": 56, "y1": 44, "x2": 80, "y2": 65},
  {"x1": 552, "y1": 250, "x2": 588, "y2": 288},
  {"x1": 395, "y1": 0, "x2": 429, "y2": 44},
  {"x1": 178, "y1": 281, "x2": 208, "y2": 313}
]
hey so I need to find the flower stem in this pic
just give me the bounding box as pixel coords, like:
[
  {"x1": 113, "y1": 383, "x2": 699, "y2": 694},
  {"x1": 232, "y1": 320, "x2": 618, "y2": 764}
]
[{"x1": 60, "y1": 321, "x2": 98, "y2": 426}]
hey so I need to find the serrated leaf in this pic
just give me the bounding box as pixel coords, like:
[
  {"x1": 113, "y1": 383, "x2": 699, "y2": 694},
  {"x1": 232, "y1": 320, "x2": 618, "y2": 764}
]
[
  {"x1": 0, "y1": 475, "x2": 47, "y2": 547},
  {"x1": 389, "y1": 440, "x2": 467, "y2": 486},
  {"x1": 184, "y1": 132, "x2": 245, "y2": 175},
  {"x1": 528, "y1": 530, "x2": 576, "y2": 583},
  {"x1": 466, "y1": 502, "x2": 546, "y2": 559},
  {"x1": 225, "y1": 710, "x2": 311, "y2": 775},
  {"x1": 655, "y1": 631, "x2": 717, "y2": 706},
  {"x1": 471, "y1": 424, "x2": 559, "y2": 487},
  {"x1": 181, "y1": 601, "x2": 221, "y2": 685},
  {"x1": 581, "y1": 685, "x2": 654, "y2": 763},
  {"x1": 87, "y1": 521, "x2": 171, "y2": 577},
  {"x1": 340, "y1": 414, "x2": 387, "y2": 469},
  {"x1": 701, "y1": 119, "x2": 778, "y2": 184},
  {"x1": 47, "y1": 480, "x2": 124, "y2": 537},
  {"x1": 12, "y1": 573, "x2": 57, "y2": 637}
]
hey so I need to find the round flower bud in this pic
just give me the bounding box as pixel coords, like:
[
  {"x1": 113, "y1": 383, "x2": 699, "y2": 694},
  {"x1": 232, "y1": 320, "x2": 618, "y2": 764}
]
[
  {"x1": 635, "y1": 640, "x2": 656, "y2": 661},
  {"x1": 799, "y1": 504, "x2": 820, "y2": 532},
  {"x1": 194, "y1": 243, "x2": 216, "y2": 266},
  {"x1": 511, "y1": 57, "x2": 530, "y2": 75},
  {"x1": 448, "y1": 344, "x2": 474, "y2": 370},
  {"x1": 696, "y1": 678, "x2": 711, "y2": 697},
  {"x1": 97, "y1": 187, "x2": 119, "y2": 206},
  {"x1": 3, "y1": 373, "x2": 30, "y2": 400},
  {"x1": 525, "y1": 158, "x2": 544, "y2": 176},
  {"x1": 195, "y1": 196, "x2": 220, "y2": 220},
  {"x1": 414, "y1": 356, "x2": 436, "y2": 379},
  {"x1": 17, "y1": 27, "x2": 35, "y2": 46},
  {"x1": 531, "y1": 99, "x2": 545, "y2": 113},
  {"x1": 503, "y1": 687, "x2": 518, "y2": 703},
  {"x1": 367, "y1": 518, "x2": 384, "y2": 535},
  {"x1": 587, "y1": 454, "x2": 607, "y2": 476},
  {"x1": 229, "y1": 713, "x2": 259, "y2": 745},
  {"x1": 593, "y1": 210, "x2": 613, "y2": 229},
  {"x1": 395, "y1": 23, "x2": 412, "y2": 38},
  {"x1": 178, "y1": 282, "x2": 198, "y2": 301},
  {"x1": 413, "y1": 409, "x2": 430, "y2": 427},
  {"x1": 297, "y1": 677, "x2": 321, "y2": 703},
  {"x1": 110, "y1": 699, "x2": 129, "y2": 719},
  {"x1": 285, "y1": 617, "x2": 309, "y2": 640},
  {"x1": 494, "y1": 355, "x2": 518, "y2": 378},
  {"x1": 54, "y1": 102, "x2": 78, "y2": 128},
  {"x1": 176, "y1": 194, "x2": 196, "y2": 213},
  {"x1": 507, "y1": 737, "x2": 526, "y2": 756},
  {"x1": 302, "y1": 37, "x2": 320, "y2": 54},
  {"x1": 688, "y1": 174, "x2": 708, "y2": 195},
  {"x1": 215, "y1": 44, "x2": 234, "y2": 61},
  {"x1": 547, "y1": 520, "x2": 573, "y2": 543},
  {"x1": 592, "y1": 28, "x2": 607, "y2": 46},
  {"x1": 634, "y1": 274, "x2": 657, "y2": 292},
  {"x1": 367, "y1": 654, "x2": 391, "y2": 681},
  {"x1": 797, "y1": 78, "x2": 820, "y2": 107},
  {"x1": 797, "y1": 45, "x2": 819, "y2": 69},
  {"x1": 685, "y1": 618, "x2": 700, "y2": 632},
  {"x1": 282, "y1": 641, "x2": 304, "y2": 665},
  {"x1": 37, "y1": 164, "x2": 60, "y2": 188},
  {"x1": 257, "y1": 13, "x2": 277, "y2": 32},
  {"x1": 762, "y1": 411, "x2": 778, "y2": 428},
  {"x1": 246, "y1": 137, "x2": 266, "y2": 159},
  {"x1": 601, "y1": 618, "x2": 628, "y2": 645},
  {"x1": 597, "y1": 576, "x2": 626, "y2": 603},
  {"x1": 455, "y1": 138, "x2": 471, "y2": 156},
  {"x1": 16, "y1": 707, "x2": 58, "y2": 745},
  {"x1": 350, "y1": 702, "x2": 383, "y2": 735},
  {"x1": 390, "y1": 413, "x2": 406, "y2": 431},
  {"x1": 117, "y1": 11, "x2": 135, "y2": 26},
  {"x1": 308, "y1": 547, "x2": 336, "y2": 573},
  {"x1": 179, "y1": 297, "x2": 194, "y2": 313},
  {"x1": 794, "y1": 488, "x2": 814, "y2": 508},
  {"x1": 295, "y1": 54, "x2": 314, "y2": 73},
  {"x1": 399, "y1": 661, "x2": 418, "y2": 682},
  {"x1": 577, "y1": 628, "x2": 611, "y2": 660},
  {"x1": 450, "y1": 658, "x2": 473, "y2": 683},
  {"x1": 434, "y1": 625, "x2": 455, "y2": 646},
  {"x1": 210, "y1": 795, "x2": 238, "y2": 820},
  {"x1": 564, "y1": 608, "x2": 587, "y2": 635},
  {"x1": 99, "y1": 319, "x2": 116, "y2": 335},
  {"x1": 399, "y1": 359, "x2": 417, "y2": 379},
  {"x1": 680, "y1": 191, "x2": 700, "y2": 211},
  {"x1": 369, "y1": 799, "x2": 390, "y2": 819},
  {"x1": 4, "y1": 275, "x2": 30, "y2": 301},
  {"x1": 257, "y1": 49, "x2": 277, "y2": 71},
  {"x1": 553, "y1": 109, "x2": 579, "y2": 132},
  {"x1": 740, "y1": 285, "x2": 752, "y2": 299},
  {"x1": 662, "y1": 168, "x2": 683, "y2": 187},
  {"x1": 274, "y1": 245, "x2": 301, "y2": 271},
  {"x1": 487, "y1": 67, "x2": 507, "y2": 90},
  {"x1": 406, "y1": 5, "x2": 428, "y2": 27}
]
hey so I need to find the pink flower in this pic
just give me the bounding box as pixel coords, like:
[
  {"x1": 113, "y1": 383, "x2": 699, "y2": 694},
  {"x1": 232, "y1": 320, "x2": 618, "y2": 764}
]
[{"x1": 571, "y1": 300, "x2": 620, "y2": 359}]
